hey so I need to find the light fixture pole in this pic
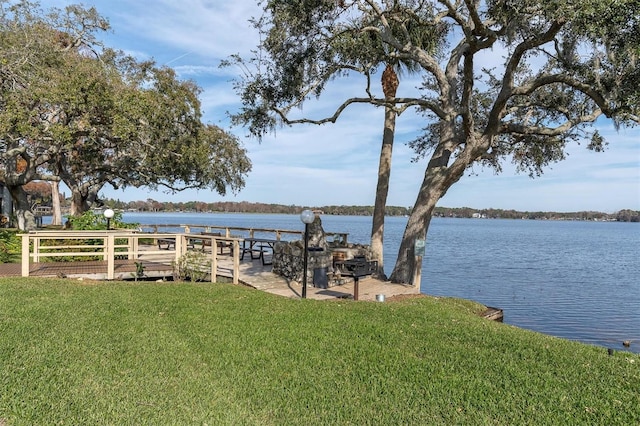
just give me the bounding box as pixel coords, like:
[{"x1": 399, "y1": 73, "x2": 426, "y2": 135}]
[
  {"x1": 103, "y1": 208, "x2": 115, "y2": 230},
  {"x1": 300, "y1": 209, "x2": 315, "y2": 299}
]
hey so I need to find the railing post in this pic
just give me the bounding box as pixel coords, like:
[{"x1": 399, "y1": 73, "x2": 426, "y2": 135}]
[
  {"x1": 175, "y1": 234, "x2": 184, "y2": 264},
  {"x1": 232, "y1": 240, "x2": 240, "y2": 284},
  {"x1": 107, "y1": 233, "x2": 115, "y2": 280},
  {"x1": 103, "y1": 233, "x2": 109, "y2": 261},
  {"x1": 210, "y1": 238, "x2": 217, "y2": 283},
  {"x1": 33, "y1": 237, "x2": 40, "y2": 263},
  {"x1": 21, "y1": 234, "x2": 30, "y2": 277},
  {"x1": 129, "y1": 234, "x2": 137, "y2": 260}
]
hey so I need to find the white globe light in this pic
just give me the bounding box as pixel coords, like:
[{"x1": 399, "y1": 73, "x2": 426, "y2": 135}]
[
  {"x1": 103, "y1": 208, "x2": 115, "y2": 219},
  {"x1": 300, "y1": 209, "x2": 314, "y2": 224}
]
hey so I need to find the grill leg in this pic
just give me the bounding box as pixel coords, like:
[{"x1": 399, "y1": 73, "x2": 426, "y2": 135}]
[{"x1": 353, "y1": 276, "x2": 359, "y2": 301}]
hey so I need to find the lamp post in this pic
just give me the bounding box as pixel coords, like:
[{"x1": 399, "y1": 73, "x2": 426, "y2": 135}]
[
  {"x1": 300, "y1": 209, "x2": 315, "y2": 299},
  {"x1": 103, "y1": 208, "x2": 114, "y2": 230}
]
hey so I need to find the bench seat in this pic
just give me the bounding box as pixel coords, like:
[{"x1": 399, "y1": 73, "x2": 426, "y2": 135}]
[
  {"x1": 240, "y1": 246, "x2": 272, "y2": 265},
  {"x1": 157, "y1": 238, "x2": 195, "y2": 250},
  {"x1": 157, "y1": 238, "x2": 175, "y2": 250}
]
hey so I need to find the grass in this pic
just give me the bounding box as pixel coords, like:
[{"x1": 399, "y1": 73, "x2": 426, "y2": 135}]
[{"x1": 0, "y1": 278, "x2": 638, "y2": 425}]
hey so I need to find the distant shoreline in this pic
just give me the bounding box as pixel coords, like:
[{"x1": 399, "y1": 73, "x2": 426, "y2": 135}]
[{"x1": 111, "y1": 204, "x2": 640, "y2": 223}]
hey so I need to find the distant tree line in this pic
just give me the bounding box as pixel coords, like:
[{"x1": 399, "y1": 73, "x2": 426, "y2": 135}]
[
  {"x1": 432, "y1": 207, "x2": 640, "y2": 222},
  {"x1": 102, "y1": 198, "x2": 639, "y2": 222}
]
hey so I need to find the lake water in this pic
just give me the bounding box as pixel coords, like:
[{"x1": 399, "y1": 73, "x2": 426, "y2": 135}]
[{"x1": 117, "y1": 212, "x2": 640, "y2": 353}]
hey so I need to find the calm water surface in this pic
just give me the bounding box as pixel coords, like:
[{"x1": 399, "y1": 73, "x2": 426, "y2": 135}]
[{"x1": 123, "y1": 212, "x2": 639, "y2": 353}]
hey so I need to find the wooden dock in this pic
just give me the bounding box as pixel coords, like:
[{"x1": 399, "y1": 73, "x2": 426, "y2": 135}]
[
  {"x1": 0, "y1": 254, "x2": 421, "y2": 302},
  {"x1": 6, "y1": 228, "x2": 500, "y2": 313}
]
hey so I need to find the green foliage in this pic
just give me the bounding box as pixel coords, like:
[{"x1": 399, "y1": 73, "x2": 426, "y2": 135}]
[
  {"x1": 0, "y1": 1, "x2": 111, "y2": 225},
  {"x1": 172, "y1": 250, "x2": 211, "y2": 282},
  {"x1": 229, "y1": 0, "x2": 640, "y2": 175},
  {"x1": 0, "y1": 1, "x2": 251, "y2": 220},
  {"x1": 616, "y1": 210, "x2": 640, "y2": 222},
  {"x1": 0, "y1": 230, "x2": 21, "y2": 263},
  {"x1": 37, "y1": 210, "x2": 139, "y2": 262},
  {"x1": 65, "y1": 210, "x2": 136, "y2": 230},
  {"x1": 0, "y1": 279, "x2": 638, "y2": 424},
  {"x1": 131, "y1": 261, "x2": 145, "y2": 281}
]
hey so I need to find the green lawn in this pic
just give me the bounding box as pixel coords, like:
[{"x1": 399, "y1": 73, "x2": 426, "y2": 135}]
[{"x1": 0, "y1": 278, "x2": 638, "y2": 425}]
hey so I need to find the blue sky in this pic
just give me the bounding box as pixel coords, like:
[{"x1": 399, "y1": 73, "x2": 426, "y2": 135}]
[{"x1": 40, "y1": 0, "x2": 639, "y2": 213}]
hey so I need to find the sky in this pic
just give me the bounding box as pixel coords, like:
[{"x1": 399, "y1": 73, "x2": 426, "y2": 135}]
[{"x1": 38, "y1": 0, "x2": 640, "y2": 213}]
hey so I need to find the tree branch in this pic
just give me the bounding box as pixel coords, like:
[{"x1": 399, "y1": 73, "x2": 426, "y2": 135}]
[
  {"x1": 500, "y1": 109, "x2": 603, "y2": 137},
  {"x1": 486, "y1": 19, "x2": 565, "y2": 133},
  {"x1": 275, "y1": 96, "x2": 446, "y2": 125},
  {"x1": 512, "y1": 74, "x2": 613, "y2": 118}
]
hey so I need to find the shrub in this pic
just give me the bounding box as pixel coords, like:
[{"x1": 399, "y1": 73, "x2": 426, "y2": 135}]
[
  {"x1": 65, "y1": 210, "x2": 138, "y2": 230},
  {"x1": 173, "y1": 251, "x2": 211, "y2": 282},
  {"x1": 0, "y1": 230, "x2": 21, "y2": 263},
  {"x1": 38, "y1": 210, "x2": 141, "y2": 262}
]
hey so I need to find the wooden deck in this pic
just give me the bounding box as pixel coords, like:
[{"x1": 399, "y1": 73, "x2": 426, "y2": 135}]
[
  {"x1": 0, "y1": 255, "x2": 422, "y2": 302},
  {"x1": 10, "y1": 229, "x2": 428, "y2": 302},
  {"x1": 6, "y1": 229, "x2": 502, "y2": 317}
]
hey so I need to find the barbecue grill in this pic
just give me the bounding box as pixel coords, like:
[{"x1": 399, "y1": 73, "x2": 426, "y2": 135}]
[
  {"x1": 337, "y1": 256, "x2": 376, "y2": 276},
  {"x1": 335, "y1": 256, "x2": 378, "y2": 300}
]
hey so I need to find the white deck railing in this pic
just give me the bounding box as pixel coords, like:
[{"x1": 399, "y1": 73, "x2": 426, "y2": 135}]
[
  {"x1": 20, "y1": 230, "x2": 241, "y2": 283},
  {"x1": 135, "y1": 224, "x2": 348, "y2": 245}
]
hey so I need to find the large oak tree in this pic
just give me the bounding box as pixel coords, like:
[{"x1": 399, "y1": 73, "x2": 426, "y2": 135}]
[
  {"x1": 226, "y1": 0, "x2": 639, "y2": 284},
  {"x1": 45, "y1": 52, "x2": 251, "y2": 215},
  {"x1": 0, "y1": 1, "x2": 105, "y2": 229},
  {"x1": 1, "y1": 1, "x2": 251, "y2": 229}
]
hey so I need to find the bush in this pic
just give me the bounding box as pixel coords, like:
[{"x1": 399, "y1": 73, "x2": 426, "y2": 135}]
[
  {"x1": 65, "y1": 210, "x2": 138, "y2": 230},
  {"x1": 173, "y1": 251, "x2": 211, "y2": 282},
  {"x1": 37, "y1": 210, "x2": 141, "y2": 262},
  {"x1": 0, "y1": 230, "x2": 21, "y2": 263}
]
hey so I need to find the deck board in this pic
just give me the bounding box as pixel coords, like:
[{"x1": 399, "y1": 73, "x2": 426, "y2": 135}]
[{"x1": 0, "y1": 259, "x2": 174, "y2": 280}]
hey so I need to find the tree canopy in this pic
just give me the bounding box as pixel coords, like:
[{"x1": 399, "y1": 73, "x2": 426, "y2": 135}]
[
  {"x1": 0, "y1": 1, "x2": 251, "y2": 229},
  {"x1": 226, "y1": 0, "x2": 639, "y2": 284}
]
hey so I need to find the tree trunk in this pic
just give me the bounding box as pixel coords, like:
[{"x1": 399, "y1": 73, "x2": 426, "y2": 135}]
[
  {"x1": 370, "y1": 64, "x2": 400, "y2": 280},
  {"x1": 70, "y1": 191, "x2": 92, "y2": 216},
  {"x1": 389, "y1": 125, "x2": 470, "y2": 285},
  {"x1": 8, "y1": 185, "x2": 37, "y2": 231},
  {"x1": 370, "y1": 106, "x2": 395, "y2": 279},
  {"x1": 69, "y1": 184, "x2": 102, "y2": 216},
  {"x1": 388, "y1": 172, "x2": 442, "y2": 285},
  {"x1": 51, "y1": 180, "x2": 62, "y2": 226},
  {"x1": 1, "y1": 185, "x2": 13, "y2": 226}
]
